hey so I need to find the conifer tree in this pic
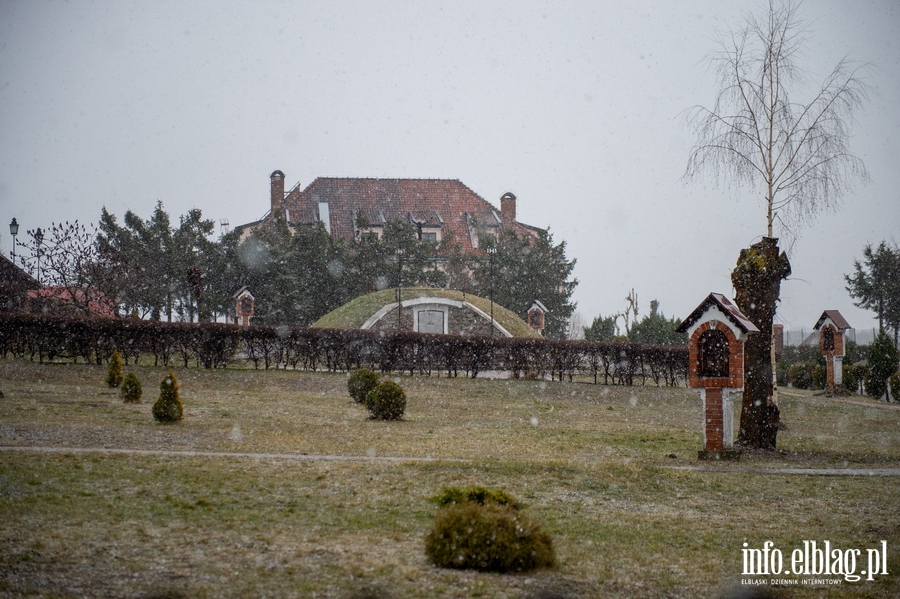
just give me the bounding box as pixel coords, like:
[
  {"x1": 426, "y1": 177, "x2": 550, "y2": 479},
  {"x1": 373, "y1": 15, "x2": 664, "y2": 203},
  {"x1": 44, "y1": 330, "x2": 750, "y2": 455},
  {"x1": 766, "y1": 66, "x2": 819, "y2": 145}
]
[
  {"x1": 106, "y1": 349, "x2": 124, "y2": 388},
  {"x1": 120, "y1": 372, "x2": 142, "y2": 403},
  {"x1": 153, "y1": 372, "x2": 184, "y2": 422}
]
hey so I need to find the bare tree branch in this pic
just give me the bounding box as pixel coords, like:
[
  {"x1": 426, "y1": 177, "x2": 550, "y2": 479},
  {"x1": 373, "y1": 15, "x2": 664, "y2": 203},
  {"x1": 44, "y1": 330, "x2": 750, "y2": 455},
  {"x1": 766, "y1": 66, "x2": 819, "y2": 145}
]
[{"x1": 683, "y1": 0, "x2": 871, "y2": 243}]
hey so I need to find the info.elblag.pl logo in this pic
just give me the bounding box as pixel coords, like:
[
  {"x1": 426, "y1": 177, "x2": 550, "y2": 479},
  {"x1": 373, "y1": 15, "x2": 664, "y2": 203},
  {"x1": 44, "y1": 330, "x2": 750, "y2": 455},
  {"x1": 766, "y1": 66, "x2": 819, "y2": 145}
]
[{"x1": 742, "y1": 540, "x2": 889, "y2": 582}]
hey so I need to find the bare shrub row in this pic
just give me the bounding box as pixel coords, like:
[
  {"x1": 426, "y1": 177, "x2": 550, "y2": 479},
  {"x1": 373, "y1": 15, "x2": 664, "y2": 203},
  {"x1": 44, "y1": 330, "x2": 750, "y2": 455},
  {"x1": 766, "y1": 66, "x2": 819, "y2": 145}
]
[{"x1": 0, "y1": 313, "x2": 687, "y2": 385}]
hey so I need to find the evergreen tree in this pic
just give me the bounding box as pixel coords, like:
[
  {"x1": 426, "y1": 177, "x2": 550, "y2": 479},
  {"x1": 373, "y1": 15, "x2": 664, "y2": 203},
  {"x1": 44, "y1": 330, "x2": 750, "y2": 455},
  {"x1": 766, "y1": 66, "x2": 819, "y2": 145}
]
[
  {"x1": 120, "y1": 372, "x2": 142, "y2": 403},
  {"x1": 153, "y1": 372, "x2": 184, "y2": 422},
  {"x1": 845, "y1": 241, "x2": 900, "y2": 345},
  {"x1": 866, "y1": 331, "x2": 900, "y2": 401},
  {"x1": 470, "y1": 229, "x2": 577, "y2": 339},
  {"x1": 583, "y1": 315, "x2": 617, "y2": 342},
  {"x1": 172, "y1": 208, "x2": 218, "y2": 322},
  {"x1": 106, "y1": 349, "x2": 124, "y2": 388},
  {"x1": 221, "y1": 218, "x2": 348, "y2": 327},
  {"x1": 627, "y1": 300, "x2": 686, "y2": 346},
  {"x1": 96, "y1": 203, "x2": 218, "y2": 321}
]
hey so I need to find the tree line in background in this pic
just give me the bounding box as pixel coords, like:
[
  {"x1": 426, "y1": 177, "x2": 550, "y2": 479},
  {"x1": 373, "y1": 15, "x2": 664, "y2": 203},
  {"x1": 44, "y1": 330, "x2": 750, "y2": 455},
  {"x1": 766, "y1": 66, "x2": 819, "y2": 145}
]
[
  {"x1": 582, "y1": 296, "x2": 686, "y2": 346},
  {"x1": 10, "y1": 203, "x2": 577, "y2": 338}
]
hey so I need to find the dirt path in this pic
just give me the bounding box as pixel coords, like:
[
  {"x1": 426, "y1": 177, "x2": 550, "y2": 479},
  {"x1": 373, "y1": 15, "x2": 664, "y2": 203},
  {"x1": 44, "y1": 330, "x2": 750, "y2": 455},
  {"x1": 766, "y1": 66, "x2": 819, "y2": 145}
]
[
  {"x1": 781, "y1": 390, "x2": 900, "y2": 410},
  {"x1": 667, "y1": 465, "x2": 900, "y2": 476},
  {"x1": 0, "y1": 445, "x2": 463, "y2": 462}
]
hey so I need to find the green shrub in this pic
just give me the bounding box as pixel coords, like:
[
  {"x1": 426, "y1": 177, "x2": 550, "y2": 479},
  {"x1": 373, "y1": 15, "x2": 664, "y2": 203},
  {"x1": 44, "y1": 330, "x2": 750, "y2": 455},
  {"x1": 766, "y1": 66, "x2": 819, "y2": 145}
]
[
  {"x1": 424, "y1": 500, "x2": 555, "y2": 573},
  {"x1": 106, "y1": 349, "x2": 124, "y2": 388},
  {"x1": 365, "y1": 380, "x2": 406, "y2": 420},
  {"x1": 348, "y1": 368, "x2": 380, "y2": 403},
  {"x1": 890, "y1": 372, "x2": 900, "y2": 403},
  {"x1": 865, "y1": 371, "x2": 887, "y2": 400},
  {"x1": 842, "y1": 364, "x2": 859, "y2": 393},
  {"x1": 432, "y1": 485, "x2": 524, "y2": 510},
  {"x1": 849, "y1": 364, "x2": 869, "y2": 394},
  {"x1": 811, "y1": 364, "x2": 826, "y2": 390},
  {"x1": 153, "y1": 372, "x2": 183, "y2": 423},
  {"x1": 787, "y1": 362, "x2": 813, "y2": 389},
  {"x1": 867, "y1": 331, "x2": 900, "y2": 401},
  {"x1": 120, "y1": 372, "x2": 142, "y2": 403}
]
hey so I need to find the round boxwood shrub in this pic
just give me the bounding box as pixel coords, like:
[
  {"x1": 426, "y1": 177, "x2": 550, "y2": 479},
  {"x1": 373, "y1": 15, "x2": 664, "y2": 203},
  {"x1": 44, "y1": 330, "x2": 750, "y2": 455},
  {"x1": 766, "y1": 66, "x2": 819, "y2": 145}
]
[
  {"x1": 365, "y1": 380, "x2": 406, "y2": 420},
  {"x1": 153, "y1": 372, "x2": 184, "y2": 423},
  {"x1": 106, "y1": 349, "x2": 124, "y2": 388},
  {"x1": 348, "y1": 368, "x2": 380, "y2": 403},
  {"x1": 424, "y1": 487, "x2": 555, "y2": 573},
  {"x1": 120, "y1": 372, "x2": 142, "y2": 403}
]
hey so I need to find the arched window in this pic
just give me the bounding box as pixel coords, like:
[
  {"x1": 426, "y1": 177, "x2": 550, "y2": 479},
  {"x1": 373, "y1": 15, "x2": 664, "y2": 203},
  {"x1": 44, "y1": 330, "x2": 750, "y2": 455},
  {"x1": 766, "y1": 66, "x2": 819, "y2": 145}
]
[
  {"x1": 698, "y1": 329, "x2": 729, "y2": 377},
  {"x1": 823, "y1": 327, "x2": 835, "y2": 352}
]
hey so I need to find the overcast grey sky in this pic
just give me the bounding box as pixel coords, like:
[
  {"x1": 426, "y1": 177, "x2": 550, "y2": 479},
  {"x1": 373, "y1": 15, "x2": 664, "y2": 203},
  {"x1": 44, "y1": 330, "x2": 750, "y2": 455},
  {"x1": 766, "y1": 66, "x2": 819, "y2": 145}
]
[{"x1": 1, "y1": 0, "x2": 897, "y2": 337}]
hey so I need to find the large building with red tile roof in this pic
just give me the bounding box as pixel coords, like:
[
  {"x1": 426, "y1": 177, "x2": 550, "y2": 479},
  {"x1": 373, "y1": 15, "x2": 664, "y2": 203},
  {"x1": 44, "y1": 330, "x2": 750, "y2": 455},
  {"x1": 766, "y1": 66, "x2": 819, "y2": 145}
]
[{"x1": 235, "y1": 171, "x2": 544, "y2": 253}]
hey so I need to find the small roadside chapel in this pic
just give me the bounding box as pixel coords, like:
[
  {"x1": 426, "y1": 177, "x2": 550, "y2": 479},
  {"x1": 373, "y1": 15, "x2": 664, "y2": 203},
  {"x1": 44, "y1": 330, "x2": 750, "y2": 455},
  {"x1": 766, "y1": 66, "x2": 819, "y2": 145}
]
[
  {"x1": 233, "y1": 286, "x2": 255, "y2": 327},
  {"x1": 813, "y1": 310, "x2": 851, "y2": 393},
  {"x1": 677, "y1": 293, "x2": 759, "y2": 460}
]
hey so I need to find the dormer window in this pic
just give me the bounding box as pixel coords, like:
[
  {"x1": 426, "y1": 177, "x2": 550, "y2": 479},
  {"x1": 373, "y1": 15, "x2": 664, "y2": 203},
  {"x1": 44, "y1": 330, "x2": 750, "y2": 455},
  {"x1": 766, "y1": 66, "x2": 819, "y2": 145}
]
[{"x1": 357, "y1": 228, "x2": 383, "y2": 241}]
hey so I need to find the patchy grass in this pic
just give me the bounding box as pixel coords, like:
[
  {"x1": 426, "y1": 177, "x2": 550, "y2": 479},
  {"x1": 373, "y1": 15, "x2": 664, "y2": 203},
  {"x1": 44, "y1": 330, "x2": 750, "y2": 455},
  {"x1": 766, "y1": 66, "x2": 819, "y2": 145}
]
[{"x1": 1, "y1": 359, "x2": 899, "y2": 598}]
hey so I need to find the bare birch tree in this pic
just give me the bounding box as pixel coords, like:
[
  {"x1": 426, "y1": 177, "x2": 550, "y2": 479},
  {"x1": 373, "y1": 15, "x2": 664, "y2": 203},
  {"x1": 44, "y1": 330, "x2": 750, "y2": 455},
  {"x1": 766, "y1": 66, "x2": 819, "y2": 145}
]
[
  {"x1": 684, "y1": 0, "x2": 870, "y2": 239},
  {"x1": 683, "y1": 0, "x2": 871, "y2": 448}
]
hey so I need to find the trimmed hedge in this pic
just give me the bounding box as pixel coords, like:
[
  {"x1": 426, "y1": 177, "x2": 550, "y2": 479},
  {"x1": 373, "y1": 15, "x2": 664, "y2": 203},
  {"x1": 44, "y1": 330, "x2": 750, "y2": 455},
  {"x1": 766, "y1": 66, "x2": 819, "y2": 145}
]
[{"x1": 0, "y1": 312, "x2": 688, "y2": 385}]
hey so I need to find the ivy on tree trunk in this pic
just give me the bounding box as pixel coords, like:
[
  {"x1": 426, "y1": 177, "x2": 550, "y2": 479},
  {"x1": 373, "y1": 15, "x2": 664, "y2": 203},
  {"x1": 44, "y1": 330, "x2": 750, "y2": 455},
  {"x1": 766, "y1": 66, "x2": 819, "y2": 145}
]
[{"x1": 732, "y1": 238, "x2": 791, "y2": 449}]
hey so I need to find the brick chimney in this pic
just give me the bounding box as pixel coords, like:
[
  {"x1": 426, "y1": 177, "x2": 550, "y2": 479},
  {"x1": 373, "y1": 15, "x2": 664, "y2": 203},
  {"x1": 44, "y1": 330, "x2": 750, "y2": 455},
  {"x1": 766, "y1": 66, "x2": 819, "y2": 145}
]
[
  {"x1": 500, "y1": 192, "x2": 516, "y2": 221},
  {"x1": 270, "y1": 170, "x2": 285, "y2": 216}
]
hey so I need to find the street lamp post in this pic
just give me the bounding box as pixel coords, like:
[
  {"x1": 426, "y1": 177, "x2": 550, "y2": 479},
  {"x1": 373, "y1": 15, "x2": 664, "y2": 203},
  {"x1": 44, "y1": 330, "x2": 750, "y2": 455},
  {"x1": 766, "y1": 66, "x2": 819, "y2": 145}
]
[
  {"x1": 34, "y1": 227, "x2": 44, "y2": 285},
  {"x1": 487, "y1": 246, "x2": 496, "y2": 337},
  {"x1": 8, "y1": 218, "x2": 18, "y2": 263}
]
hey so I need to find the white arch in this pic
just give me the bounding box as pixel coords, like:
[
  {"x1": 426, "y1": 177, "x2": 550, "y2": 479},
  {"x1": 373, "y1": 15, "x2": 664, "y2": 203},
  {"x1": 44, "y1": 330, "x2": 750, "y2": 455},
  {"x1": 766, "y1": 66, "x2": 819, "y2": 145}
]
[{"x1": 360, "y1": 296, "x2": 513, "y2": 337}]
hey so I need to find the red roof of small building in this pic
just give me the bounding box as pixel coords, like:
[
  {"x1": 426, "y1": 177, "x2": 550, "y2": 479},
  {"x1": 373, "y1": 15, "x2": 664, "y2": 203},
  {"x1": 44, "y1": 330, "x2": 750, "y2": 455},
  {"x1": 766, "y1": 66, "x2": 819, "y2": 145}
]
[
  {"x1": 814, "y1": 310, "x2": 851, "y2": 331},
  {"x1": 677, "y1": 292, "x2": 760, "y2": 335},
  {"x1": 279, "y1": 177, "x2": 542, "y2": 252},
  {"x1": 27, "y1": 287, "x2": 117, "y2": 318}
]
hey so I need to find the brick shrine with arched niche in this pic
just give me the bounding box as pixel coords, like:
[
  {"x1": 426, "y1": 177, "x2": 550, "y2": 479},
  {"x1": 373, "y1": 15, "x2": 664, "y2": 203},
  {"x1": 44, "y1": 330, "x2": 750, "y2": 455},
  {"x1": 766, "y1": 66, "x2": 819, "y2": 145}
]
[{"x1": 677, "y1": 293, "x2": 759, "y2": 460}]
